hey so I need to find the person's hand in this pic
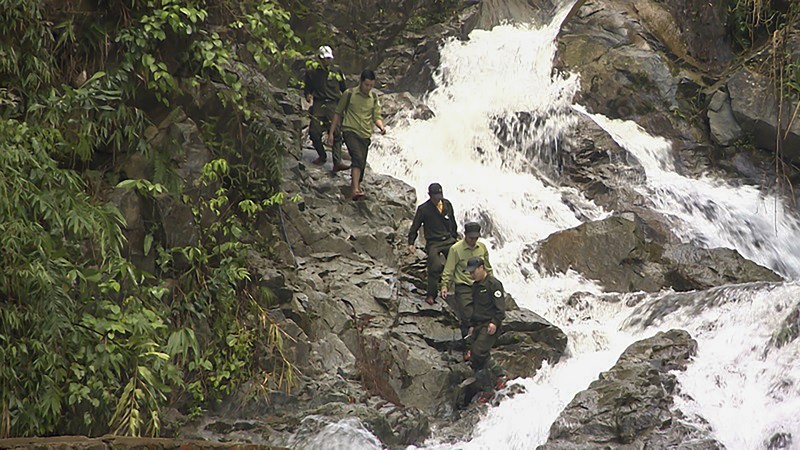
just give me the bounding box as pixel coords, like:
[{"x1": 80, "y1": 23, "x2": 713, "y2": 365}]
[
  {"x1": 440, "y1": 287, "x2": 448, "y2": 299},
  {"x1": 305, "y1": 94, "x2": 312, "y2": 103},
  {"x1": 407, "y1": 244, "x2": 415, "y2": 254},
  {"x1": 325, "y1": 132, "x2": 333, "y2": 145},
  {"x1": 488, "y1": 323, "x2": 497, "y2": 335}
]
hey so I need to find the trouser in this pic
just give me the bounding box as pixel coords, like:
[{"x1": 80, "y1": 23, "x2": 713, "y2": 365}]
[
  {"x1": 444, "y1": 284, "x2": 473, "y2": 337},
  {"x1": 469, "y1": 323, "x2": 504, "y2": 392},
  {"x1": 309, "y1": 102, "x2": 343, "y2": 164},
  {"x1": 425, "y1": 239, "x2": 455, "y2": 298},
  {"x1": 343, "y1": 131, "x2": 370, "y2": 182}
]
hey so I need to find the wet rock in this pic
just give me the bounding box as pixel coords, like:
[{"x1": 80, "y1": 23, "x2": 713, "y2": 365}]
[
  {"x1": 536, "y1": 214, "x2": 666, "y2": 292},
  {"x1": 661, "y1": 243, "x2": 782, "y2": 291},
  {"x1": 0, "y1": 435, "x2": 281, "y2": 449},
  {"x1": 536, "y1": 214, "x2": 781, "y2": 293},
  {"x1": 463, "y1": 0, "x2": 557, "y2": 32},
  {"x1": 769, "y1": 304, "x2": 800, "y2": 349},
  {"x1": 767, "y1": 432, "x2": 793, "y2": 449},
  {"x1": 541, "y1": 329, "x2": 723, "y2": 449},
  {"x1": 728, "y1": 67, "x2": 800, "y2": 159},
  {"x1": 707, "y1": 89, "x2": 743, "y2": 146}
]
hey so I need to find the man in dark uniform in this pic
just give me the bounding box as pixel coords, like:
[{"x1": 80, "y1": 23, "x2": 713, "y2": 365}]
[
  {"x1": 407, "y1": 183, "x2": 458, "y2": 305},
  {"x1": 465, "y1": 256, "x2": 507, "y2": 402},
  {"x1": 303, "y1": 45, "x2": 349, "y2": 172}
]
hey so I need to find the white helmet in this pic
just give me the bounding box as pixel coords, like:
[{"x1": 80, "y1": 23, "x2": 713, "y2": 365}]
[{"x1": 318, "y1": 45, "x2": 334, "y2": 59}]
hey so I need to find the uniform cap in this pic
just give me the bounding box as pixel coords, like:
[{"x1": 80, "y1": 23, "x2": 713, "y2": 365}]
[
  {"x1": 318, "y1": 45, "x2": 334, "y2": 59},
  {"x1": 428, "y1": 183, "x2": 443, "y2": 195},
  {"x1": 464, "y1": 257, "x2": 484, "y2": 273},
  {"x1": 464, "y1": 222, "x2": 481, "y2": 237}
]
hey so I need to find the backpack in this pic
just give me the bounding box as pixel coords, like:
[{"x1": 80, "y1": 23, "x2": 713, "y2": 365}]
[{"x1": 342, "y1": 87, "x2": 378, "y2": 116}]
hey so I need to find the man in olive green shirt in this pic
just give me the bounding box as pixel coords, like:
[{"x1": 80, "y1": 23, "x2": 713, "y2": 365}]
[
  {"x1": 327, "y1": 69, "x2": 386, "y2": 200},
  {"x1": 440, "y1": 221, "x2": 493, "y2": 339}
]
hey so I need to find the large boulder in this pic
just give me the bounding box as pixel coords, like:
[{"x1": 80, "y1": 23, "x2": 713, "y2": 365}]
[
  {"x1": 555, "y1": 0, "x2": 736, "y2": 146},
  {"x1": 541, "y1": 329, "x2": 723, "y2": 449},
  {"x1": 726, "y1": 66, "x2": 800, "y2": 159},
  {"x1": 463, "y1": 0, "x2": 558, "y2": 33},
  {"x1": 536, "y1": 214, "x2": 781, "y2": 292}
]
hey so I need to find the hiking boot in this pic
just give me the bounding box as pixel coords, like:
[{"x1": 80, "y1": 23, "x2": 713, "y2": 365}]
[
  {"x1": 425, "y1": 296, "x2": 435, "y2": 305},
  {"x1": 495, "y1": 375, "x2": 508, "y2": 390},
  {"x1": 312, "y1": 156, "x2": 326, "y2": 165},
  {"x1": 332, "y1": 162, "x2": 351, "y2": 172}
]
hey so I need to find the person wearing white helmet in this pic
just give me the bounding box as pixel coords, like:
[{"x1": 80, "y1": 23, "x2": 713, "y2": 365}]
[{"x1": 303, "y1": 45, "x2": 349, "y2": 172}]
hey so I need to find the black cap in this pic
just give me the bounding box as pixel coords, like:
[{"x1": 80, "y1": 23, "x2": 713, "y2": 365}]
[
  {"x1": 464, "y1": 257, "x2": 484, "y2": 273},
  {"x1": 464, "y1": 222, "x2": 481, "y2": 237},
  {"x1": 428, "y1": 183, "x2": 443, "y2": 195}
]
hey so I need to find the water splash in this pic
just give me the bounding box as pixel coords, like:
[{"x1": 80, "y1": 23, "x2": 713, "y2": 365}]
[
  {"x1": 288, "y1": 416, "x2": 383, "y2": 450},
  {"x1": 581, "y1": 109, "x2": 800, "y2": 279}
]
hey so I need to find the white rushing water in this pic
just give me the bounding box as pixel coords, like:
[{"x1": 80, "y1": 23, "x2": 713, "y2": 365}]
[{"x1": 362, "y1": 4, "x2": 800, "y2": 450}]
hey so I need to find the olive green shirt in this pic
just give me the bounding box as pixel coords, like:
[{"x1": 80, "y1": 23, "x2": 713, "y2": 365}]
[
  {"x1": 441, "y1": 239, "x2": 493, "y2": 287},
  {"x1": 335, "y1": 87, "x2": 382, "y2": 139}
]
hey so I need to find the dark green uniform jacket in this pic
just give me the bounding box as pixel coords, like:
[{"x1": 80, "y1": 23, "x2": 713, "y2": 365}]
[
  {"x1": 303, "y1": 67, "x2": 345, "y2": 103},
  {"x1": 470, "y1": 275, "x2": 505, "y2": 327},
  {"x1": 408, "y1": 199, "x2": 458, "y2": 247}
]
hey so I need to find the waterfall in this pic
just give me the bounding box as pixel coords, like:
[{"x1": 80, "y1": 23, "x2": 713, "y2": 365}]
[{"x1": 364, "y1": 4, "x2": 800, "y2": 450}]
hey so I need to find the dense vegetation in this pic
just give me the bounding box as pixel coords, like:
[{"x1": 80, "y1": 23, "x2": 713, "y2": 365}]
[{"x1": 0, "y1": 0, "x2": 303, "y2": 438}]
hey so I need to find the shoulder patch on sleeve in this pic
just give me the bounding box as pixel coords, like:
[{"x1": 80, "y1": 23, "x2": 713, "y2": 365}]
[{"x1": 494, "y1": 290, "x2": 502, "y2": 298}]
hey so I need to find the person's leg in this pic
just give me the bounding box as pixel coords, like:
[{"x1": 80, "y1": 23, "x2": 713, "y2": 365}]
[
  {"x1": 454, "y1": 284, "x2": 474, "y2": 338},
  {"x1": 470, "y1": 325, "x2": 499, "y2": 398},
  {"x1": 359, "y1": 142, "x2": 370, "y2": 183},
  {"x1": 351, "y1": 167, "x2": 362, "y2": 196},
  {"x1": 308, "y1": 111, "x2": 327, "y2": 163},
  {"x1": 427, "y1": 242, "x2": 448, "y2": 300},
  {"x1": 343, "y1": 131, "x2": 366, "y2": 198},
  {"x1": 324, "y1": 106, "x2": 347, "y2": 169}
]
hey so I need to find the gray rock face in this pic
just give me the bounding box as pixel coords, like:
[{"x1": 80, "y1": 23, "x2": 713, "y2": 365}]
[
  {"x1": 463, "y1": 0, "x2": 557, "y2": 32},
  {"x1": 541, "y1": 329, "x2": 723, "y2": 449},
  {"x1": 728, "y1": 68, "x2": 800, "y2": 158},
  {"x1": 707, "y1": 89, "x2": 743, "y2": 146},
  {"x1": 536, "y1": 214, "x2": 781, "y2": 293}
]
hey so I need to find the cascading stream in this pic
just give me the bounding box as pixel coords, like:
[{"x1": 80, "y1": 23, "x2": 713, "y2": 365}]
[{"x1": 361, "y1": 4, "x2": 800, "y2": 450}]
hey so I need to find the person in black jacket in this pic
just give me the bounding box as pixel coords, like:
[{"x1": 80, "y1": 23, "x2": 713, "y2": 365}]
[
  {"x1": 303, "y1": 45, "x2": 349, "y2": 172},
  {"x1": 407, "y1": 183, "x2": 458, "y2": 304},
  {"x1": 464, "y1": 256, "x2": 507, "y2": 402}
]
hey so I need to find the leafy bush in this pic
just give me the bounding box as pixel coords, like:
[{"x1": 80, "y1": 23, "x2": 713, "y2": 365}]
[{"x1": 1, "y1": 0, "x2": 303, "y2": 438}]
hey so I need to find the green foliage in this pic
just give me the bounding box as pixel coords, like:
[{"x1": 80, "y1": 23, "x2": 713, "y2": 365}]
[
  {"x1": 0, "y1": 119, "x2": 174, "y2": 437},
  {"x1": 133, "y1": 157, "x2": 298, "y2": 408},
  {"x1": 1, "y1": 0, "x2": 304, "y2": 439},
  {"x1": 406, "y1": 0, "x2": 461, "y2": 32}
]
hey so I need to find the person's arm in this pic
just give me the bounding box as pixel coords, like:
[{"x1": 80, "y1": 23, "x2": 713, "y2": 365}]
[
  {"x1": 303, "y1": 70, "x2": 313, "y2": 103},
  {"x1": 337, "y1": 70, "x2": 346, "y2": 92},
  {"x1": 373, "y1": 95, "x2": 385, "y2": 135},
  {"x1": 489, "y1": 279, "x2": 506, "y2": 332},
  {"x1": 447, "y1": 201, "x2": 458, "y2": 238},
  {"x1": 482, "y1": 243, "x2": 494, "y2": 277},
  {"x1": 328, "y1": 113, "x2": 341, "y2": 136},
  {"x1": 440, "y1": 245, "x2": 457, "y2": 296},
  {"x1": 408, "y1": 205, "x2": 425, "y2": 251},
  {"x1": 327, "y1": 92, "x2": 347, "y2": 144}
]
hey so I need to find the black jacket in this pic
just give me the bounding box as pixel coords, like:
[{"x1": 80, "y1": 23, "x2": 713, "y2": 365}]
[
  {"x1": 470, "y1": 275, "x2": 505, "y2": 327},
  {"x1": 408, "y1": 198, "x2": 458, "y2": 247},
  {"x1": 303, "y1": 66, "x2": 346, "y2": 104}
]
